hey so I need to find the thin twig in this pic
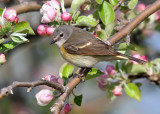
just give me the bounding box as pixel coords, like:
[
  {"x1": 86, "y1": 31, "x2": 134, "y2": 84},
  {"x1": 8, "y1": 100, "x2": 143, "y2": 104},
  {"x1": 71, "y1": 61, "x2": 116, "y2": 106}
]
[
  {"x1": 113, "y1": 0, "x2": 124, "y2": 11},
  {"x1": 0, "y1": 80, "x2": 65, "y2": 100}
]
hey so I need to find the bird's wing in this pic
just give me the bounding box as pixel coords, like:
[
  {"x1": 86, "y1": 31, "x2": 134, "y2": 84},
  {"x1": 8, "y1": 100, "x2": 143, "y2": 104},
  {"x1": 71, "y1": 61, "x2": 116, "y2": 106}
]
[{"x1": 63, "y1": 38, "x2": 118, "y2": 56}]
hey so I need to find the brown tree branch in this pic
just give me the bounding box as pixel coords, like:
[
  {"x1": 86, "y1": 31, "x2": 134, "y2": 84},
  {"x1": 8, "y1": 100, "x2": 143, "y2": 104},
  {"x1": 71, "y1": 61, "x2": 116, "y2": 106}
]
[
  {"x1": 50, "y1": 68, "x2": 90, "y2": 114},
  {"x1": 0, "y1": 79, "x2": 65, "y2": 100},
  {"x1": 107, "y1": 0, "x2": 160, "y2": 46},
  {"x1": 113, "y1": 0, "x2": 124, "y2": 11}
]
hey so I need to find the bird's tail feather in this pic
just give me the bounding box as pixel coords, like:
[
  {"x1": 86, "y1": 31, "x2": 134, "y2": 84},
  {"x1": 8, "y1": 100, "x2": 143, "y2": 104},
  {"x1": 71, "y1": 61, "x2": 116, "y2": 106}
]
[{"x1": 117, "y1": 52, "x2": 146, "y2": 64}]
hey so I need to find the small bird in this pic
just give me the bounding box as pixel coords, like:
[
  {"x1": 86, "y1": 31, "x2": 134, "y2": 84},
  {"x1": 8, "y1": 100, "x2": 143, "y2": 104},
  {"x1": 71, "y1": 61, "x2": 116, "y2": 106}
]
[{"x1": 50, "y1": 25, "x2": 145, "y2": 67}]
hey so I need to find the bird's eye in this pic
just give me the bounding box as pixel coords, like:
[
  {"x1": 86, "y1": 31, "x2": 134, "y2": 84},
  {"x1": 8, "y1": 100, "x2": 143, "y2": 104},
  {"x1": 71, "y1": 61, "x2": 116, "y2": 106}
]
[{"x1": 60, "y1": 33, "x2": 64, "y2": 37}]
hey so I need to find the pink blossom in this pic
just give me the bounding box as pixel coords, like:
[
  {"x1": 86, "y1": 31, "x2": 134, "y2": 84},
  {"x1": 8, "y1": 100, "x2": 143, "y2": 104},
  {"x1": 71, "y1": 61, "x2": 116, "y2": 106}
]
[
  {"x1": 14, "y1": 16, "x2": 19, "y2": 24},
  {"x1": 37, "y1": 25, "x2": 47, "y2": 36},
  {"x1": 96, "y1": 74, "x2": 108, "y2": 90},
  {"x1": 3, "y1": 9, "x2": 17, "y2": 22},
  {"x1": 46, "y1": 0, "x2": 60, "y2": 10},
  {"x1": 106, "y1": 65, "x2": 116, "y2": 76},
  {"x1": 113, "y1": 86, "x2": 122, "y2": 96},
  {"x1": 137, "y1": 3, "x2": 146, "y2": 12},
  {"x1": 80, "y1": 2, "x2": 92, "y2": 12},
  {"x1": 131, "y1": 54, "x2": 148, "y2": 64},
  {"x1": 61, "y1": 12, "x2": 72, "y2": 22},
  {"x1": 45, "y1": 26, "x2": 55, "y2": 36},
  {"x1": 35, "y1": 89, "x2": 53, "y2": 106},
  {"x1": 63, "y1": 103, "x2": 71, "y2": 113},
  {"x1": 0, "y1": 53, "x2": 6, "y2": 64},
  {"x1": 45, "y1": 74, "x2": 58, "y2": 82}
]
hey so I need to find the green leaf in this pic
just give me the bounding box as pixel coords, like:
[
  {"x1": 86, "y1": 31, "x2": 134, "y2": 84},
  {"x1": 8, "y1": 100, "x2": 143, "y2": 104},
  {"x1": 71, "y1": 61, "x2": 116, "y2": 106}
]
[
  {"x1": 0, "y1": 38, "x2": 4, "y2": 44},
  {"x1": 74, "y1": 11, "x2": 80, "y2": 21},
  {"x1": 59, "y1": 63, "x2": 74, "y2": 79},
  {"x1": 109, "y1": 0, "x2": 118, "y2": 6},
  {"x1": 86, "y1": 68, "x2": 104, "y2": 80},
  {"x1": 118, "y1": 43, "x2": 136, "y2": 51},
  {"x1": 74, "y1": 95, "x2": 83, "y2": 106},
  {"x1": 14, "y1": 21, "x2": 35, "y2": 35},
  {"x1": 127, "y1": 10, "x2": 136, "y2": 20},
  {"x1": 11, "y1": 36, "x2": 28, "y2": 43},
  {"x1": 0, "y1": 41, "x2": 19, "y2": 53},
  {"x1": 126, "y1": 63, "x2": 147, "y2": 74},
  {"x1": 74, "y1": 94, "x2": 83, "y2": 106},
  {"x1": 153, "y1": 58, "x2": 160, "y2": 64},
  {"x1": 71, "y1": 0, "x2": 85, "y2": 14},
  {"x1": 128, "y1": 0, "x2": 138, "y2": 9},
  {"x1": 124, "y1": 83, "x2": 141, "y2": 101},
  {"x1": 0, "y1": 8, "x2": 3, "y2": 16},
  {"x1": 76, "y1": 16, "x2": 98, "y2": 27},
  {"x1": 99, "y1": 1, "x2": 115, "y2": 25},
  {"x1": 96, "y1": 30, "x2": 107, "y2": 41},
  {"x1": 96, "y1": 0, "x2": 103, "y2": 4},
  {"x1": 0, "y1": 22, "x2": 11, "y2": 35},
  {"x1": 105, "y1": 22, "x2": 116, "y2": 38}
]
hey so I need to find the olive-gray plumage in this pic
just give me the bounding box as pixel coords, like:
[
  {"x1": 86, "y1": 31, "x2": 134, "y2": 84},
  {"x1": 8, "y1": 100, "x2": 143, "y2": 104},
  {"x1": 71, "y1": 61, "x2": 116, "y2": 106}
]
[{"x1": 51, "y1": 25, "x2": 145, "y2": 67}]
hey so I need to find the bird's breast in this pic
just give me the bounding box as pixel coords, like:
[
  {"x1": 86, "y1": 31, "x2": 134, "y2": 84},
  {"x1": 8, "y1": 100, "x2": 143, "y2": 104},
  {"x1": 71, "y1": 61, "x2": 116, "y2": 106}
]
[{"x1": 60, "y1": 46, "x2": 98, "y2": 67}]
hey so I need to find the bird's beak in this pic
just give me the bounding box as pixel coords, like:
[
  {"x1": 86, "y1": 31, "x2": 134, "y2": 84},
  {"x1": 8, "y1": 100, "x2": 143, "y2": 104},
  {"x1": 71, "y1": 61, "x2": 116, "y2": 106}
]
[{"x1": 50, "y1": 38, "x2": 57, "y2": 45}]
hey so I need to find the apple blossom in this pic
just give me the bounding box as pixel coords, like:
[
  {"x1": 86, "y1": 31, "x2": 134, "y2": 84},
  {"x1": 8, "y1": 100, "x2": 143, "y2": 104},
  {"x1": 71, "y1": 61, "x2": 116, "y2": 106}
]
[
  {"x1": 3, "y1": 9, "x2": 17, "y2": 22},
  {"x1": 137, "y1": 3, "x2": 146, "y2": 12},
  {"x1": 106, "y1": 65, "x2": 116, "y2": 76},
  {"x1": 0, "y1": 53, "x2": 6, "y2": 64},
  {"x1": 113, "y1": 86, "x2": 122, "y2": 96},
  {"x1": 35, "y1": 89, "x2": 53, "y2": 106},
  {"x1": 45, "y1": 26, "x2": 55, "y2": 36},
  {"x1": 45, "y1": 74, "x2": 58, "y2": 82},
  {"x1": 37, "y1": 25, "x2": 47, "y2": 36},
  {"x1": 63, "y1": 103, "x2": 71, "y2": 113},
  {"x1": 61, "y1": 12, "x2": 72, "y2": 22}
]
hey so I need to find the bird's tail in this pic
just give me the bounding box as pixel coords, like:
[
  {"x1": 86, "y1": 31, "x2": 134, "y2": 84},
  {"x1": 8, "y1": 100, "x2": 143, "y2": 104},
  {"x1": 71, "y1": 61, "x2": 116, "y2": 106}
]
[{"x1": 116, "y1": 52, "x2": 146, "y2": 64}]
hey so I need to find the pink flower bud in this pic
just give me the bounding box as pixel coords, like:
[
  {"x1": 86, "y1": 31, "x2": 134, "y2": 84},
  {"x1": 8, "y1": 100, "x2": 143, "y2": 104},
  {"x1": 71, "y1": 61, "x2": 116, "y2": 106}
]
[
  {"x1": 113, "y1": 86, "x2": 122, "y2": 96},
  {"x1": 137, "y1": 3, "x2": 146, "y2": 12},
  {"x1": 14, "y1": 16, "x2": 19, "y2": 24},
  {"x1": 98, "y1": 83, "x2": 106, "y2": 91},
  {"x1": 45, "y1": 74, "x2": 58, "y2": 82},
  {"x1": 93, "y1": 30, "x2": 100, "y2": 38},
  {"x1": 106, "y1": 65, "x2": 116, "y2": 76},
  {"x1": 45, "y1": 26, "x2": 55, "y2": 36},
  {"x1": 80, "y1": 2, "x2": 92, "y2": 12},
  {"x1": 0, "y1": 53, "x2": 7, "y2": 64},
  {"x1": 0, "y1": 25, "x2": 1, "y2": 28},
  {"x1": 61, "y1": 12, "x2": 72, "y2": 22},
  {"x1": 63, "y1": 103, "x2": 71, "y2": 113},
  {"x1": 37, "y1": 25, "x2": 47, "y2": 36},
  {"x1": 3, "y1": 9, "x2": 17, "y2": 22},
  {"x1": 46, "y1": 0, "x2": 60, "y2": 10},
  {"x1": 35, "y1": 89, "x2": 53, "y2": 106}
]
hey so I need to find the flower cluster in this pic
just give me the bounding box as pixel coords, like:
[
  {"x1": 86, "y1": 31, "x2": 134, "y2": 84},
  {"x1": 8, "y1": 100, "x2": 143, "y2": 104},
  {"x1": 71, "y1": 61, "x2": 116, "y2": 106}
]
[
  {"x1": 35, "y1": 74, "x2": 69, "y2": 112},
  {"x1": 37, "y1": 0, "x2": 72, "y2": 36},
  {"x1": 37, "y1": 25, "x2": 55, "y2": 36},
  {"x1": 96, "y1": 65, "x2": 116, "y2": 90}
]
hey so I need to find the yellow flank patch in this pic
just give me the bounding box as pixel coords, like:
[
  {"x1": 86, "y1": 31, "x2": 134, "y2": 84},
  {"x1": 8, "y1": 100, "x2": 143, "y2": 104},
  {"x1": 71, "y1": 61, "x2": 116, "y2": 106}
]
[
  {"x1": 115, "y1": 55, "x2": 128, "y2": 59},
  {"x1": 78, "y1": 42, "x2": 92, "y2": 48}
]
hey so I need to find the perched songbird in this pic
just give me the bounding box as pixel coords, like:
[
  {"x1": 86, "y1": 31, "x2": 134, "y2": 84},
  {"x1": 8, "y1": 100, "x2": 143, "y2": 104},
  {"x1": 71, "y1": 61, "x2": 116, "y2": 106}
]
[{"x1": 50, "y1": 25, "x2": 145, "y2": 67}]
